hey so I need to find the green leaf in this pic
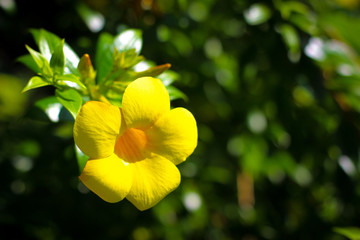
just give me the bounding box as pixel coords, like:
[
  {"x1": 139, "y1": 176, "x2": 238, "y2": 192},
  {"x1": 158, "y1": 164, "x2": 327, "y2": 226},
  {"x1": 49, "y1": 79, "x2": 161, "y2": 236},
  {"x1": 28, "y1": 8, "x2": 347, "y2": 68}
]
[
  {"x1": 17, "y1": 54, "x2": 40, "y2": 73},
  {"x1": 166, "y1": 85, "x2": 188, "y2": 101},
  {"x1": 334, "y1": 227, "x2": 360, "y2": 240},
  {"x1": 30, "y1": 29, "x2": 79, "y2": 75},
  {"x1": 95, "y1": 30, "x2": 143, "y2": 82},
  {"x1": 25, "y1": 45, "x2": 53, "y2": 77},
  {"x1": 50, "y1": 39, "x2": 65, "y2": 75},
  {"x1": 63, "y1": 43, "x2": 80, "y2": 75},
  {"x1": 35, "y1": 96, "x2": 62, "y2": 122},
  {"x1": 244, "y1": 3, "x2": 272, "y2": 26},
  {"x1": 30, "y1": 28, "x2": 60, "y2": 61},
  {"x1": 158, "y1": 70, "x2": 179, "y2": 86},
  {"x1": 55, "y1": 88, "x2": 82, "y2": 119},
  {"x1": 95, "y1": 33, "x2": 114, "y2": 83},
  {"x1": 55, "y1": 74, "x2": 87, "y2": 91},
  {"x1": 75, "y1": 145, "x2": 88, "y2": 174},
  {"x1": 114, "y1": 29, "x2": 142, "y2": 54},
  {"x1": 22, "y1": 76, "x2": 51, "y2": 93},
  {"x1": 113, "y1": 48, "x2": 145, "y2": 69}
]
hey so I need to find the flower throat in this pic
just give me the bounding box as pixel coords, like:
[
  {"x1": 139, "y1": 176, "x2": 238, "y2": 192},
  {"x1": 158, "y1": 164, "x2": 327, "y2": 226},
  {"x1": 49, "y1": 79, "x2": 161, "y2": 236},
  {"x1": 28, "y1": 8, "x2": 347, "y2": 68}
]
[{"x1": 114, "y1": 128, "x2": 148, "y2": 162}]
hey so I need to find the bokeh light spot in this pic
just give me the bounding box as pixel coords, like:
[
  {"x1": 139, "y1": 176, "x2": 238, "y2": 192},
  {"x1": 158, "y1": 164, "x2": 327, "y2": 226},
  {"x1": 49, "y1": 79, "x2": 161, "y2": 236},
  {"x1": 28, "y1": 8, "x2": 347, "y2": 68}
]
[
  {"x1": 204, "y1": 38, "x2": 223, "y2": 59},
  {"x1": 247, "y1": 111, "x2": 267, "y2": 134},
  {"x1": 188, "y1": 2, "x2": 208, "y2": 22},
  {"x1": 12, "y1": 156, "x2": 33, "y2": 172},
  {"x1": 183, "y1": 192, "x2": 202, "y2": 211}
]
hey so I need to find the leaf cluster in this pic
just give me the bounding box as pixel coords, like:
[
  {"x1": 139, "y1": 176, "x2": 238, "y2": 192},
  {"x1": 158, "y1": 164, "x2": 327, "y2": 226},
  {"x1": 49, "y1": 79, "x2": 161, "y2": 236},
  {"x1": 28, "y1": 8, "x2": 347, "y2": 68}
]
[{"x1": 20, "y1": 28, "x2": 185, "y2": 121}]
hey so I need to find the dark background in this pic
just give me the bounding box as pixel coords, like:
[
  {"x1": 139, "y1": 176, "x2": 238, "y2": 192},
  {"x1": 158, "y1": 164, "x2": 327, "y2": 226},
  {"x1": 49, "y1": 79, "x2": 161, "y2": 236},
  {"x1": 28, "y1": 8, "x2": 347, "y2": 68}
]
[{"x1": 1, "y1": 0, "x2": 360, "y2": 239}]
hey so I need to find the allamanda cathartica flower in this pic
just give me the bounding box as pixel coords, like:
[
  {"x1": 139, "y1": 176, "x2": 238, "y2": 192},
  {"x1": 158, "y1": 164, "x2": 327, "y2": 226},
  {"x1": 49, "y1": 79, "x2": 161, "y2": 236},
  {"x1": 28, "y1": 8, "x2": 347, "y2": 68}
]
[{"x1": 73, "y1": 77, "x2": 198, "y2": 210}]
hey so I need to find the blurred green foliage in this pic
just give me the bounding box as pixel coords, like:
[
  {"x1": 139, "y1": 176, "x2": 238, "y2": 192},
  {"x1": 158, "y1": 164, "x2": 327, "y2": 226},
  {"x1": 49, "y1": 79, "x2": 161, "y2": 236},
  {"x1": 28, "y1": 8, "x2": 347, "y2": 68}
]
[
  {"x1": 334, "y1": 227, "x2": 360, "y2": 240},
  {"x1": 2, "y1": 0, "x2": 360, "y2": 239}
]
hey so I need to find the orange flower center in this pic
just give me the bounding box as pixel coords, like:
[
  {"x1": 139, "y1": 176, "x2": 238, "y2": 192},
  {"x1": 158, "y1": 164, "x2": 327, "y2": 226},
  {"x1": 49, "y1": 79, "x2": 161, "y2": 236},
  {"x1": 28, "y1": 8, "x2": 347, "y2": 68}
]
[{"x1": 114, "y1": 128, "x2": 148, "y2": 162}]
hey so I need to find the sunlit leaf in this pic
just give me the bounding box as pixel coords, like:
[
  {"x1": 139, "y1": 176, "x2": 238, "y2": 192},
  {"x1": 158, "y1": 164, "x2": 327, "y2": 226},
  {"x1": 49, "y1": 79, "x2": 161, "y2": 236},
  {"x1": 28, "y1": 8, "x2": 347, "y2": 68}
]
[
  {"x1": 22, "y1": 76, "x2": 51, "y2": 93},
  {"x1": 158, "y1": 70, "x2": 179, "y2": 86},
  {"x1": 56, "y1": 74, "x2": 87, "y2": 91},
  {"x1": 55, "y1": 88, "x2": 82, "y2": 119},
  {"x1": 30, "y1": 28, "x2": 60, "y2": 61},
  {"x1": 133, "y1": 60, "x2": 154, "y2": 72},
  {"x1": 25, "y1": 45, "x2": 52, "y2": 77},
  {"x1": 113, "y1": 48, "x2": 145, "y2": 69},
  {"x1": 114, "y1": 29, "x2": 142, "y2": 54},
  {"x1": 50, "y1": 39, "x2": 65, "y2": 75},
  {"x1": 63, "y1": 43, "x2": 80, "y2": 75},
  {"x1": 30, "y1": 28, "x2": 79, "y2": 75},
  {"x1": 35, "y1": 96, "x2": 62, "y2": 122},
  {"x1": 95, "y1": 30, "x2": 144, "y2": 83}
]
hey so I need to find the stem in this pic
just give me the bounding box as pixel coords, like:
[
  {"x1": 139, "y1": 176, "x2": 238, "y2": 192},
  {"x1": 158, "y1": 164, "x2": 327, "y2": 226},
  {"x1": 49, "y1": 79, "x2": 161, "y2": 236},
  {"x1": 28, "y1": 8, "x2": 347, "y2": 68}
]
[{"x1": 87, "y1": 84, "x2": 110, "y2": 104}]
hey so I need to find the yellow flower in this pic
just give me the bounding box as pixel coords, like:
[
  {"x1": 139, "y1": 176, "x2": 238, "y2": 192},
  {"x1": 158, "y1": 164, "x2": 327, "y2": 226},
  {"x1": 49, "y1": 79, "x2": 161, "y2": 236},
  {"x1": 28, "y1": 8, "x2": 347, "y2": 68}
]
[{"x1": 73, "y1": 77, "x2": 198, "y2": 210}]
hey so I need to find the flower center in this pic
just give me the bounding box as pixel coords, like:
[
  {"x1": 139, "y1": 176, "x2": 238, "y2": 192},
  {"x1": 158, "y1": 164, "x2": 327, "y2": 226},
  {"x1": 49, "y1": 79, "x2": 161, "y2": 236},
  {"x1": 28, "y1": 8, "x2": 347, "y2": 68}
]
[{"x1": 114, "y1": 128, "x2": 148, "y2": 162}]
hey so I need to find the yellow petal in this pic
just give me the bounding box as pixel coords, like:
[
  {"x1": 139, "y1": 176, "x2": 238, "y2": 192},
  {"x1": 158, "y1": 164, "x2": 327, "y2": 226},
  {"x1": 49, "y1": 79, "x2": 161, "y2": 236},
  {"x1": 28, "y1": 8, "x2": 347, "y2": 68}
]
[
  {"x1": 79, "y1": 154, "x2": 133, "y2": 203},
  {"x1": 122, "y1": 77, "x2": 170, "y2": 129},
  {"x1": 146, "y1": 108, "x2": 198, "y2": 165},
  {"x1": 74, "y1": 101, "x2": 121, "y2": 159},
  {"x1": 126, "y1": 154, "x2": 180, "y2": 211}
]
